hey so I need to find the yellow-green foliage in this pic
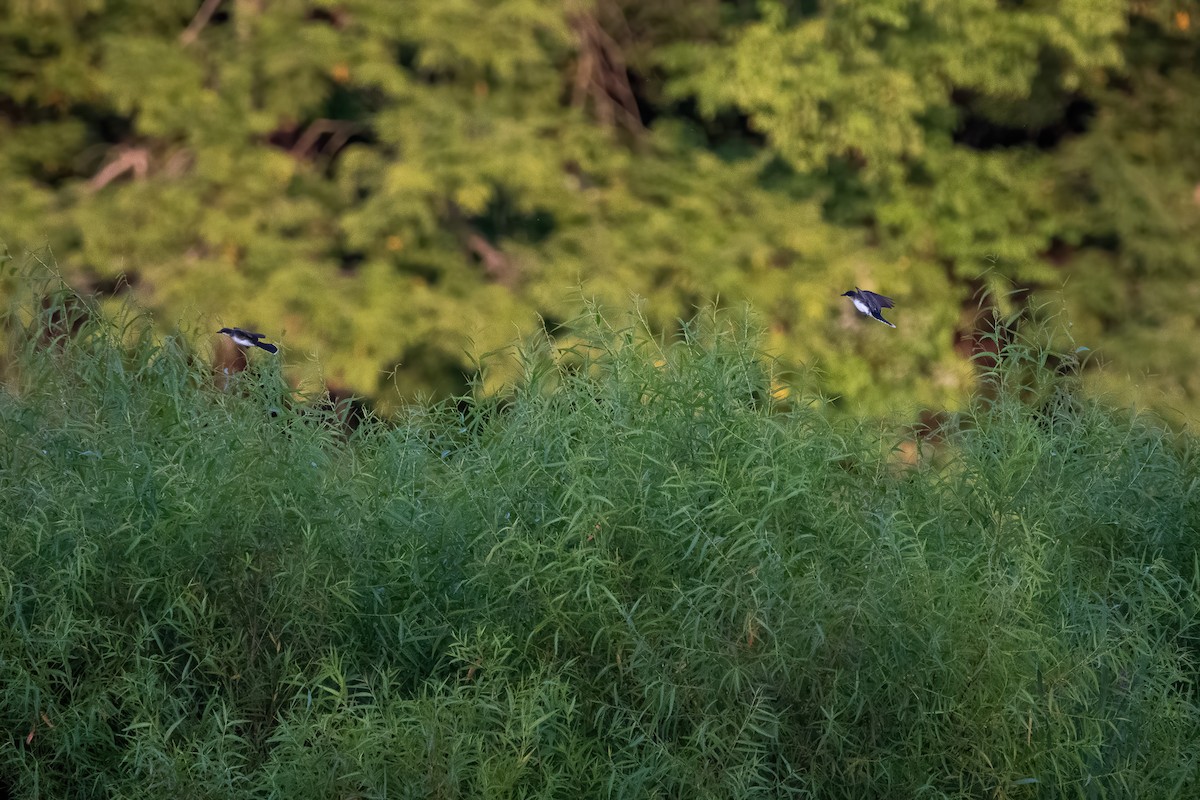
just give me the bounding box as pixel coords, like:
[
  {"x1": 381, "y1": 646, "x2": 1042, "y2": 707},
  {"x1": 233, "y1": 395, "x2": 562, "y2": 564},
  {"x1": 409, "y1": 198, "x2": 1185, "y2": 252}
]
[{"x1": 0, "y1": 1, "x2": 1198, "y2": 420}]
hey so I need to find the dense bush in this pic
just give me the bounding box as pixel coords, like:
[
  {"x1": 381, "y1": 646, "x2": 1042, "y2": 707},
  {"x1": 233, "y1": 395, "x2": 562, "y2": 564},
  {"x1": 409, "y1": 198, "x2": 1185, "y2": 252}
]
[
  {"x1": 1, "y1": 280, "x2": 1198, "y2": 798},
  {"x1": 3, "y1": 2, "x2": 1200, "y2": 419}
]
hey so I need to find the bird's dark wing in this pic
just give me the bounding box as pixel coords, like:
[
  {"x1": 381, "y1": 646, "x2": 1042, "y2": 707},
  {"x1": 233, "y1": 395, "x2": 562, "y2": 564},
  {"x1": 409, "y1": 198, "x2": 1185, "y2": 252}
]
[
  {"x1": 242, "y1": 330, "x2": 266, "y2": 339},
  {"x1": 863, "y1": 290, "x2": 894, "y2": 309}
]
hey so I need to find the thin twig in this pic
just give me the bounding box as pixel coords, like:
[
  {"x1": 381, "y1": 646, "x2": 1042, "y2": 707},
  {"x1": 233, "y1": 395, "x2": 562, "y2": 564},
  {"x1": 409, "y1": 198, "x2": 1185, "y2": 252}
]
[{"x1": 180, "y1": 0, "x2": 225, "y2": 47}]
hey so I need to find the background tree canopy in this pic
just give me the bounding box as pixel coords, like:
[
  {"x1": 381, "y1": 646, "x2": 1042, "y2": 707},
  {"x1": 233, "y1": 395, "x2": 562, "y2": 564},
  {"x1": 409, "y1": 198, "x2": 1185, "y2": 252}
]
[{"x1": 2, "y1": 0, "x2": 1198, "y2": 419}]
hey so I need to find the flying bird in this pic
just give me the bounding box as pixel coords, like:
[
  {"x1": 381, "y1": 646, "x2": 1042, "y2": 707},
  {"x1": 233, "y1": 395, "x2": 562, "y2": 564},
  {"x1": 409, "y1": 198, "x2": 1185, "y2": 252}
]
[
  {"x1": 841, "y1": 288, "x2": 896, "y2": 328},
  {"x1": 218, "y1": 327, "x2": 279, "y2": 353}
]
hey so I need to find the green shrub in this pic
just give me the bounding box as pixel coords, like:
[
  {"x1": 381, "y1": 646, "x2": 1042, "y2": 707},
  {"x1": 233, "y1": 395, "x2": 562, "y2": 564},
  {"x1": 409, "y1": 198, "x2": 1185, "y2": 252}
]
[{"x1": 1, "y1": 274, "x2": 1197, "y2": 798}]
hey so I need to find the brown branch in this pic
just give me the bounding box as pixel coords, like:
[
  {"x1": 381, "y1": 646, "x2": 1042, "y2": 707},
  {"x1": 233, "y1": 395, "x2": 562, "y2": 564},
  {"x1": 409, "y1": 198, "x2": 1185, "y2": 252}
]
[
  {"x1": 466, "y1": 232, "x2": 518, "y2": 287},
  {"x1": 443, "y1": 200, "x2": 519, "y2": 287},
  {"x1": 180, "y1": 0, "x2": 225, "y2": 47},
  {"x1": 610, "y1": 1, "x2": 639, "y2": 45},
  {"x1": 87, "y1": 147, "x2": 150, "y2": 193},
  {"x1": 572, "y1": 40, "x2": 597, "y2": 114},
  {"x1": 163, "y1": 149, "x2": 194, "y2": 178},
  {"x1": 569, "y1": 10, "x2": 643, "y2": 135},
  {"x1": 290, "y1": 119, "x2": 359, "y2": 160},
  {"x1": 214, "y1": 337, "x2": 248, "y2": 390}
]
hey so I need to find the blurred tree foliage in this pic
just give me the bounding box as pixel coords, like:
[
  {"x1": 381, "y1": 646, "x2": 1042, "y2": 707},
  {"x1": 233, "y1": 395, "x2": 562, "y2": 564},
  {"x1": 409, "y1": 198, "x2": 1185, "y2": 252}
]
[{"x1": 1, "y1": 0, "x2": 1198, "y2": 418}]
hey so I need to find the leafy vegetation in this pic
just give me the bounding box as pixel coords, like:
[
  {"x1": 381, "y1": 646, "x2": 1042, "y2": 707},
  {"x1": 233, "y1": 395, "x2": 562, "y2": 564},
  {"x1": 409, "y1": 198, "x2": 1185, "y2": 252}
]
[
  {"x1": 2, "y1": 272, "x2": 1197, "y2": 798},
  {"x1": 2, "y1": 1, "x2": 1199, "y2": 419}
]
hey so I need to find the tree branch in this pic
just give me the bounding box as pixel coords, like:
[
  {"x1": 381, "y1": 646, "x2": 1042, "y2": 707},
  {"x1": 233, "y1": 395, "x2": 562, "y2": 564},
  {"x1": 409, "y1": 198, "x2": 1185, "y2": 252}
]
[
  {"x1": 180, "y1": 0, "x2": 225, "y2": 47},
  {"x1": 88, "y1": 147, "x2": 150, "y2": 193},
  {"x1": 466, "y1": 232, "x2": 518, "y2": 287},
  {"x1": 290, "y1": 119, "x2": 359, "y2": 160},
  {"x1": 569, "y1": 10, "x2": 643, "y2": 135}
]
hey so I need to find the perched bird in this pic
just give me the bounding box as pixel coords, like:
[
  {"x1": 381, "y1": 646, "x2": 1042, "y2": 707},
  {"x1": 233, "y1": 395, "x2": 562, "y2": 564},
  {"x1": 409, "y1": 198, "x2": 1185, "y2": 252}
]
[
  {"x1": 218, "y1": 327, "x2": 279, "y2": 353},
  {"x1": 841, "y1": 288, "x2": 896, "y2": 328}
]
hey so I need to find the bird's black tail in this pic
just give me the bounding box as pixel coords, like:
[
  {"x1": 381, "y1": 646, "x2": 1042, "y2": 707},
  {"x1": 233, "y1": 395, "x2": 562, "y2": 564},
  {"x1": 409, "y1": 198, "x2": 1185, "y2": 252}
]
[
  {"x1": 254, "y1": 341, "x2": 279, "y2": 354},
  {"x1": 872, "y1": 311, "x2": 897, "y2": 328}
]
